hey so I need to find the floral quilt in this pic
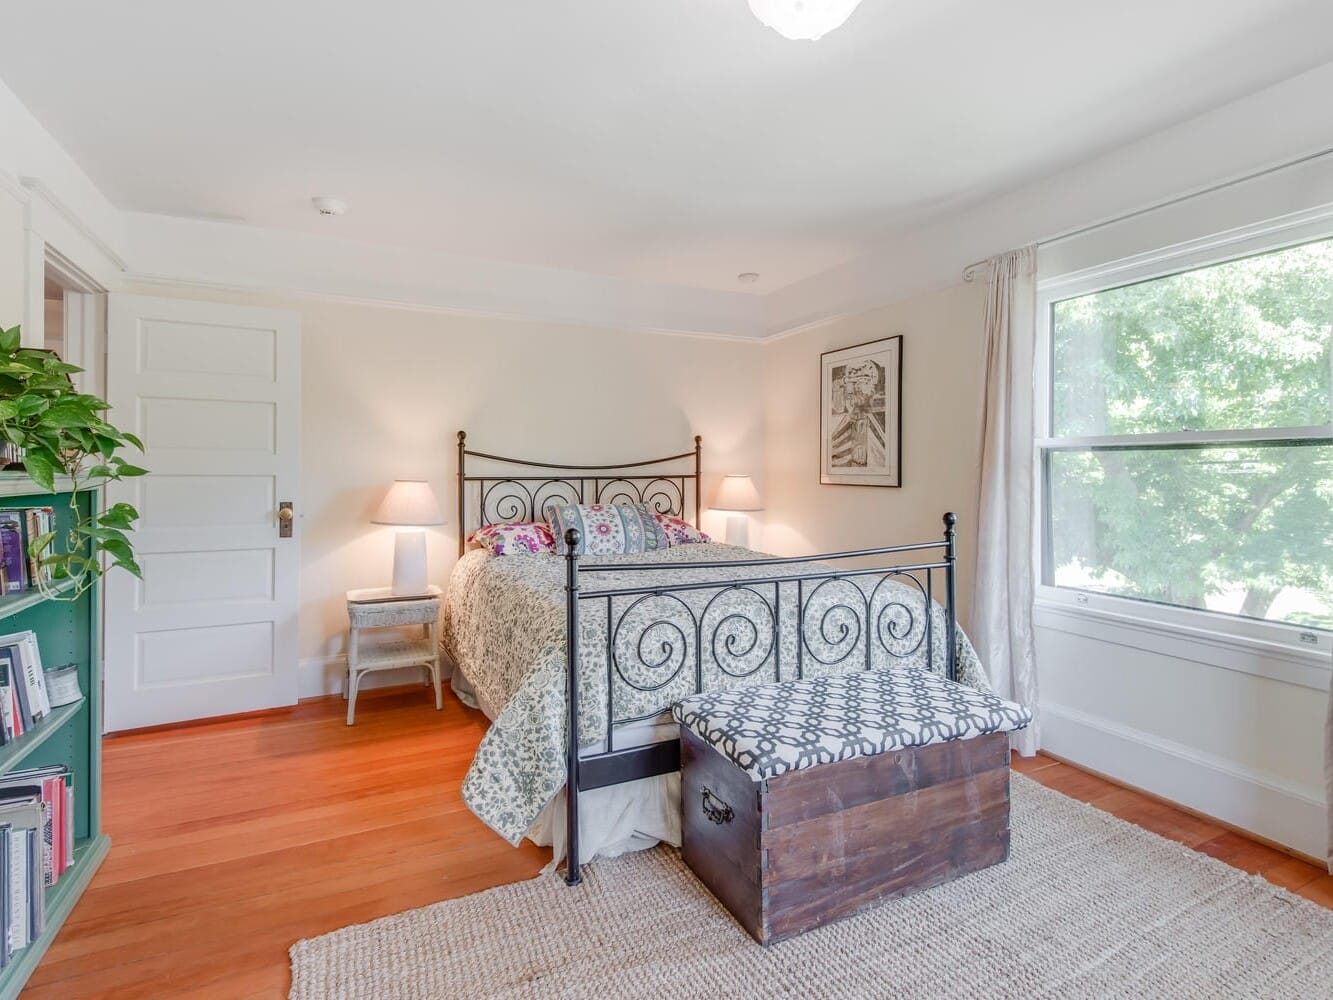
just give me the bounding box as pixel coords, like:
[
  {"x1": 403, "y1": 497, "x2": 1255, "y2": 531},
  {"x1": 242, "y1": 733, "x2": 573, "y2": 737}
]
[{"x1": 444, "y1": 543, "x2": 989, "y2": 846}]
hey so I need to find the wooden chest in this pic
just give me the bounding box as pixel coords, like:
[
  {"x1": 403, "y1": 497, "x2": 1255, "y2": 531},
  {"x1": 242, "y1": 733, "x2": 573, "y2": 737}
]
[{"x1": 680, "y1": 726, "x2": 1013, "y2": 945}]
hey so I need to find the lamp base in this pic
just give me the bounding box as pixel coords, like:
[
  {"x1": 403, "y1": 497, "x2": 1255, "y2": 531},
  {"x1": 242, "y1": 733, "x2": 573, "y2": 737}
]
[
  {"x1": 391, "y1": 528, "x2": 430, "y2": 596},
  {"x1": 724, "y1": 515, "x2": 750, "y2": 548}
]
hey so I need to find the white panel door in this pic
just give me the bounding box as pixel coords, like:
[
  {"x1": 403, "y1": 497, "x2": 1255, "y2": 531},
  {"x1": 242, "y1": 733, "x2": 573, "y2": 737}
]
[{"x1": 104, "y1": 295, "x2": 300, "y2": 731}]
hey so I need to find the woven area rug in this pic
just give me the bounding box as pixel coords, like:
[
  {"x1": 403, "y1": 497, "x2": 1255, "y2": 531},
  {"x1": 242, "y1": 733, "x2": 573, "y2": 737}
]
[{"x1": 290, "y1": 775, "x2": 1333, "y2": 999}]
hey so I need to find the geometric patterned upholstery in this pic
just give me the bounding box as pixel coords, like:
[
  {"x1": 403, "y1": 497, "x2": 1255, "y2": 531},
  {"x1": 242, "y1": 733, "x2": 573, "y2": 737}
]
[{"x1": 672, "y1": 668, "x2": 1032, "y2": 781}]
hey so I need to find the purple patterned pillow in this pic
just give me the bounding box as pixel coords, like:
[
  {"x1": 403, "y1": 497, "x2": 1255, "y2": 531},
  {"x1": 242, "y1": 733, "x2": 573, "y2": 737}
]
[
  {"x1": 469, "y1": 521, "x2": 556, "y2": 556},
  {"x1": 654, "y1": 513, "x2": 711, "y2": 546},
  {"x1": 545, "y1": 502, "x2": 668, "y2": 556}
]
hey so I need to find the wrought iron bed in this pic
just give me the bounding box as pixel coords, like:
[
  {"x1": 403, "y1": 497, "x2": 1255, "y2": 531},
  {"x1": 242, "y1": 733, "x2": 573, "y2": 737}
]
[{"x1": 455, "y1": 432, "x2": 959, "y2": 886}]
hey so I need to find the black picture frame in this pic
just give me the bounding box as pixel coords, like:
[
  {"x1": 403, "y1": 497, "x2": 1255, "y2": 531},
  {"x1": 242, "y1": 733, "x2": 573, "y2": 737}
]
[{"x1": 819, "y1": 334, "x2": 903, "y2": 487}]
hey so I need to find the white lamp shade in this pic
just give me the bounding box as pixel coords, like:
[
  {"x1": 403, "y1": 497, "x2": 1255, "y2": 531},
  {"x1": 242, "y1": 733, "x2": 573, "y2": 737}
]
[
  {"x1": 372, "y1": 480, "x2": 445, "y2": 526},
  {"x1": 747, "y1": 0, "x2": 864, "y2": 41},
  {"x1": 713, "y1": 474, "x2": 763, "y2": 512}
]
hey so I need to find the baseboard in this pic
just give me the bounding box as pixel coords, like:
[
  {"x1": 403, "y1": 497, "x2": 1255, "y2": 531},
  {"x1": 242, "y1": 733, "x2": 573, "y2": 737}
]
[
  {"x1": 1040, "y1": 700, "x2": 1328, "y2": 860},
  {"x1": 297, "y1": 655, "x2": 434, "y2": 699}
]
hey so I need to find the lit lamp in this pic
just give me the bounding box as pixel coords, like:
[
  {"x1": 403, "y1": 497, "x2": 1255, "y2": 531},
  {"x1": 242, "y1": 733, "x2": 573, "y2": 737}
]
[
  {"x1": 713, "y1": 474, "x2": 763, "y2": 548},
  {"x1": 372, "y1": 480, "x2": 445, "y2": 596}
]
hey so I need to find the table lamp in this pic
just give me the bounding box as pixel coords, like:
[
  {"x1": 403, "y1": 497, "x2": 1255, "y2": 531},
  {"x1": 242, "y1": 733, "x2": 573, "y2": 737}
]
[
  {"x1": 713, "y1": 474, "x2": 763, "y2": 547},
  {"x1": 372, "y1": 480, "x2": 445, "y2": 596}
]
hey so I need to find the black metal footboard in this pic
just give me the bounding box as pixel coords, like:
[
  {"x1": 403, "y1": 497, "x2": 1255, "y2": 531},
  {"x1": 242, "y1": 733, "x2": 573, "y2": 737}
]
[{"x1": 560, "y1": 512, "x2": 960, "y2": 886}]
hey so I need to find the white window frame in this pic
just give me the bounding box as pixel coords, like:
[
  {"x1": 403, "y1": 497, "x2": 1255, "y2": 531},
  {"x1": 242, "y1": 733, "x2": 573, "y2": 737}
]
[{"x1": 1034, "y1": 207, "x2": 1333, "y2": 692}]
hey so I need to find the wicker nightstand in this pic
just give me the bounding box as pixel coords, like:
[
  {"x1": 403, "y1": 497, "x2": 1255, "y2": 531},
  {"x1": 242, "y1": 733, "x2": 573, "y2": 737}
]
[{"x1": 345, "y1": 586, "x2": 443, "y2": 725}]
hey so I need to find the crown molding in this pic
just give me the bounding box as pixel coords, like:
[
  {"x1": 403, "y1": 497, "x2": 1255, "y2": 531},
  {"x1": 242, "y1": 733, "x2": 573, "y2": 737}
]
[
  {"x1": 124, "y1": 269, "x2": 768, "y2": 345},
  {"x1": 122, "y1": 211, "x2": 769, "y2": 341}
]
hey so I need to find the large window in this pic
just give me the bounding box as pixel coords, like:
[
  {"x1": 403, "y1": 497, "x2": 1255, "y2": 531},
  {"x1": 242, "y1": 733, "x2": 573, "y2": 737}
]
[{"x1": 1041, "y1": 237, "x2": 1333, "y2": 633}]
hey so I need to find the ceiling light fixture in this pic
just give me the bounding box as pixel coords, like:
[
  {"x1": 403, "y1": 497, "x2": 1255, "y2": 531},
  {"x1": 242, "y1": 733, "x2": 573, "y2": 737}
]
[
  {"x1": 737, "y1": 272, "x2": 760, "y2": 284},
  {"x1": 312, "y1": 196, "x2": 346, "y2": 217},
  {"x1": 747, "y1": 0, "x2": 863, "y2": 41}
]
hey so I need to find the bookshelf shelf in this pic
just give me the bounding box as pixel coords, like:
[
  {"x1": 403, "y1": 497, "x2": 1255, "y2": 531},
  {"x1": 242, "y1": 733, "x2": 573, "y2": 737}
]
[
  {"x1": 0, "y1": 485, "x2": 105, "y2": 998},
  {"x1": 0, "y1": 579, "x2": 79, "y2": 624},
  {"x1": 0, "y1": 834, "x2": 110, "y2": 1000},
  {"x1": 0, "y1": 700, "x2": 86, "y2": 779}
]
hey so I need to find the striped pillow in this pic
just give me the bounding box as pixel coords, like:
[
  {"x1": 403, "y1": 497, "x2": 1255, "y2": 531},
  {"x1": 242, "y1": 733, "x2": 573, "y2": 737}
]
[{"x1": 544, "y1": 502, "x2": 668, "y2": 556}]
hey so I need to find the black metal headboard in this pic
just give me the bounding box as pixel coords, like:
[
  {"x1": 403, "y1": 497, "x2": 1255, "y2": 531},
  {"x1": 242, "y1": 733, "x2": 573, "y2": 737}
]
[{"x1": 456, "y1": 431, "x2": 702, "y2": 555}]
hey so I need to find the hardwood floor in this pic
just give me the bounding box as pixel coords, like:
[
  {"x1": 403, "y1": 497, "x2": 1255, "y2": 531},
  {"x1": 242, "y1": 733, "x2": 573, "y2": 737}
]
[{"x1": 26, "y1": 688, "x2": 1333, "y2": 998}]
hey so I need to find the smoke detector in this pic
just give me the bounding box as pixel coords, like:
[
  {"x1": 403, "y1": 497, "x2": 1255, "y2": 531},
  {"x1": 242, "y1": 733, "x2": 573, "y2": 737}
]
[
  {"x1": 737, "y1": 272, "x2": 760, "y2": 285},
  {"x1": 312, "y1": 196, "x2": 346, "y2": 217}
]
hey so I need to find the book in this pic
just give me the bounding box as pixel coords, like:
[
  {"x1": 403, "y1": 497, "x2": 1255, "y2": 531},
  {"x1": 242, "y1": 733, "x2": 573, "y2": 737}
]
[
  {"x1": 1, "y1": 769, "x2": 71, "y2": 888},
  {"x1": 22, "y1": 508, "x2": 54, "y2": 588},
  {"x1": 0, "y1": 515, "x2": 24, "y2": 594},
  {"x1": 20, "y1": 633, "x2": 49, "y2": 718},
  {"x1": 0, "y1": 657, "x2": 11, "y2": 745},
  {"x1": 0, "y1": 795, "x2": 44, "y2": 950},
  {"x1": 0, "y1": 633, "x2": 49, "y2": 723},
  {"x1": 0, "y1": 823, "x2": 10, "y2": 969},
  {"x1": 5, "y1": 648, "x2": 32, "y2": 733}
]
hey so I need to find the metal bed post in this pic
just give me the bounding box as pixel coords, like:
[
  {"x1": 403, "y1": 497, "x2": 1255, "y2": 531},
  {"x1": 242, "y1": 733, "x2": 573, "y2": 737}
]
[
  {"x1": 564, "y1": 527, "x2": 582, "y2": 886},
  {"x1": 943, "y1": 511, "x2": 958, "y2": 682},
  {"x1": 456, "y1": 430, "x2": 467, "y2": 557},
  {"x1": 693, "y1": 435, "x2": 702, "y2": 529}
]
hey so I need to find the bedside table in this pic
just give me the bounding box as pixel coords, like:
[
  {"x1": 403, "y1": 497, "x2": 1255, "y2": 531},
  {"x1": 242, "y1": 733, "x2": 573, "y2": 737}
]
[{"x1": 345, "y1": 586, "x2": 444, "y2": 725}]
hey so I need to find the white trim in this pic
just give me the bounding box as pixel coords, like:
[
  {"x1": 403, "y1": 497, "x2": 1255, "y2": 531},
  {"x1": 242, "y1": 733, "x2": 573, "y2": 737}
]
[
  {"x1": 1040, "y1": 699, "x2": 1328, "y2": 859},
  {"x1": 1034, "y1": 597, "x2": 1331, "y2": 691},
  {"x1": 1038, "y1": 201, "x2": 1333, "y2": 298},
  {"x1": 124, "y1": 271, "x2": 767, "y2": 346},
  {"x1": 1037, "y1": 425, "x2": 1332, "y2": 451},
  {"x1": 19, "y1": 177, "x2": 128, "y2": 272}
]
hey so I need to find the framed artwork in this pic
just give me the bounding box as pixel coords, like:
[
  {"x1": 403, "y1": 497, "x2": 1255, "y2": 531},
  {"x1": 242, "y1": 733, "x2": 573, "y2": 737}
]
[{"x1": 820, "y1": 335, "x2": 902, "y2": 487}]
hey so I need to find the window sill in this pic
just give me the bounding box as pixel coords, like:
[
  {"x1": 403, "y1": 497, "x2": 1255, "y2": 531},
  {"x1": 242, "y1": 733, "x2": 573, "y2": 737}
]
[{"x1": 1033, "y1": 594, "x2": 1332, "y2": 692}]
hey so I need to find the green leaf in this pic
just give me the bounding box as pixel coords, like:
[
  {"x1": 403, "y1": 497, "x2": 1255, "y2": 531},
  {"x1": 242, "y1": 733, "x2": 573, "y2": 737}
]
[
  {"x1": 99, "y1": 504, "x2": 139, "y2": 528},
  {"x1": 114, "y1": 464, "x2": 149, "y2": 477},
  {"x1": 100, "y1": 537, "x2": 134, "y2": 563},
  {"x1": 27, "y1": 531, "x2": 56, "y2": 557},
  {"x1": 41, "y1": 400, "x2": 98, "y2": 428},
  {"x1": 0, "y1": 400, "x2": 18, "y2": 421},
  {"x1": 122, "y1": 432, "x2": 144, "y2": 451},
  {"x1": 21, "y1": 449, "x2": 55, "y2": 491},
  {"x1": 0, "y1": 327, "x2": 19, "y2": 354}
]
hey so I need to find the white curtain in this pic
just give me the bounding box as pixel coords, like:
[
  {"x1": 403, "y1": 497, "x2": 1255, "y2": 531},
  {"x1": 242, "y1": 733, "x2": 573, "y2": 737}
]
[{"x1": 971, "y1": 247, "x2": 1040, "y2": 756}]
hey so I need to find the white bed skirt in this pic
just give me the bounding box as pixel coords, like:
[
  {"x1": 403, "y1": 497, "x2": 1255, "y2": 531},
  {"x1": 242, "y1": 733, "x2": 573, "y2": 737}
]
[{"x1": 451, "y1": 662, "x2": 683, "y2": 871}]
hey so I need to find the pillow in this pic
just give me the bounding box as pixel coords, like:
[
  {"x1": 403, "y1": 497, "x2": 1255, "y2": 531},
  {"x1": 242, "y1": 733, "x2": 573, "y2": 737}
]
[
  {"x1": 545, "y1": 502, "x2": 668, "y2": 556},
  {"x1": 654, "y1": 513, "x2": 711, "y2": 546},
  {"x1": 469, "y1": 521, "x2": 556, "y2": 556}
]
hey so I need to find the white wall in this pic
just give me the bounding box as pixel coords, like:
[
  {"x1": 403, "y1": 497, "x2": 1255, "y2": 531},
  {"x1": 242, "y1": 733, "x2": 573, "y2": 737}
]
[
  {"x1": 124, "y1": 283, "x2": 766, "y2": 696},
  {"x1": 761, "y1": 281, "x2": 988, "y2": 629}
]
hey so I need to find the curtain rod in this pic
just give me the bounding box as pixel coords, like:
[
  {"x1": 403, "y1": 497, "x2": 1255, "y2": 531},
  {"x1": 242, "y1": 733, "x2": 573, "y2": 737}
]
[{"x1": 960, "y1": 142, "x2": 1333, "y2": 282}]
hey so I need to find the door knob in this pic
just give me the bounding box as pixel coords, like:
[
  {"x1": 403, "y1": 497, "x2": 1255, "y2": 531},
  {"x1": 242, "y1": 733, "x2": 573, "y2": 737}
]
[{"x1": 278, "y1": 502, "x2": 294, "y2": 538}]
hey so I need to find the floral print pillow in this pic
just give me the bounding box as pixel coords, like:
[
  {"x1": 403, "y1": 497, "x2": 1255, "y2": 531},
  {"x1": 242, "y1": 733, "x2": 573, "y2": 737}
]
[
  {"x1": 654, "y1": 513, "x2": 711, "y2": 546},
  {"x1": 545, "y1": 502, "x2": 668, "y2": 556},
  {"x1": 469, "y1": 521, "x2": 556, "y2": 556}
]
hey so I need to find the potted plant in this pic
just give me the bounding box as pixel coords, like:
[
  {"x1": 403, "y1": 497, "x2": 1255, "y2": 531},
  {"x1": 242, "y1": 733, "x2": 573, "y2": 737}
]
[{"x1": 0, "y1": 324, "x2": 146, "y2": 596}]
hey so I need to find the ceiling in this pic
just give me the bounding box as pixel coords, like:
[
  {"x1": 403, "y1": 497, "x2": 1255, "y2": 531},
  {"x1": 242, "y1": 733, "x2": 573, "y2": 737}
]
[{"x1": 4, "y1": 1, "x2": 1333, "y2": 294}]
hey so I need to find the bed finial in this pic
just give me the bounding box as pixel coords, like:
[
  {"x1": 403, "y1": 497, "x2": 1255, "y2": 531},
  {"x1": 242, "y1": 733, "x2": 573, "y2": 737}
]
[{"x1": 457, "y1": 430, "x2": 466, "y2": 444}]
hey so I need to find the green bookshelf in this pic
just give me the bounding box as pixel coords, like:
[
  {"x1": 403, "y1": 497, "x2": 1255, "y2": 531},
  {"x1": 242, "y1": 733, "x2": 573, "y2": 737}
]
[{"x1": 0, "y1": 477, "x2": 108, "y2": 1000}]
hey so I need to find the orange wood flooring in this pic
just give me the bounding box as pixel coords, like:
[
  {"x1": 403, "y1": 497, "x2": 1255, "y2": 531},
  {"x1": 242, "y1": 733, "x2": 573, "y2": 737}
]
[{"x1": 24, "y1": 686, "x2": 1333, "y2": 999}]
